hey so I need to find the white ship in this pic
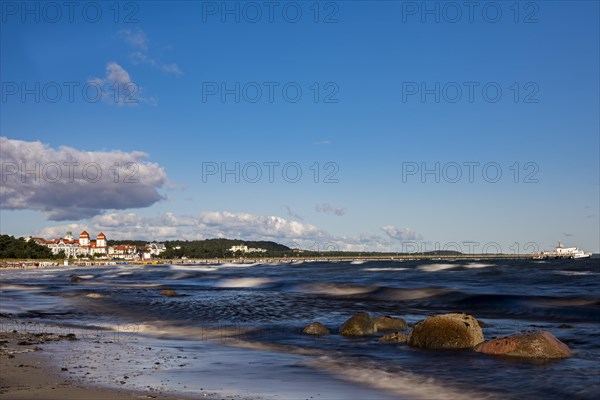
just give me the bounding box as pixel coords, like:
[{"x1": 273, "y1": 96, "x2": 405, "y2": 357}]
[{"x1": 539, "y1": 242, "x2": 592, "y2": 259}]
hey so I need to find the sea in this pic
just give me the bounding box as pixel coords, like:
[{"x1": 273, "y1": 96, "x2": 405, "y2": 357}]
[{"x1": 1, "y1": 258, "x2": 599, "y2": 399}]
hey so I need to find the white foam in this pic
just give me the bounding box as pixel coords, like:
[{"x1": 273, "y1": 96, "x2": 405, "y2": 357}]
[
  {"x1": 350, "y1": 260, "x2": 366, "y2": 265},
  {"x1": 170, "y1": 272, "x2": 193, "y2": 280},
  {"x1": 464, "y1": 263, "x2": 495, "y2": 269},
  {"x1": 363, "y1": 267, "x2": 408, "y2": 272},
  {"x1": 554, "y1": 271, "x2": 599, "y2": 276},
  {"x1": 215, "y1": 278, "x2": 275, "y2": 288},
  {"x1": 0, "y1": 284, "x2": 44, "y2": 291},
  {"x1": 296, "y1": 282, "x2": 376, "y2": 296},
  {"x1": 418, "y1": 263, "x2": 456, "y2": 272},
  {"x1": 369, "y1": 287, "x2": 451, "y2": 301},
  {"x1": 218, "y1": 263, "x2": 259, "y2": 268},
  {"x1": 168, "y1": 265, "x2": 217, "y2": 272},
  {"x1": 310, "y1": 356, "x2": 500, "y2": 400}
]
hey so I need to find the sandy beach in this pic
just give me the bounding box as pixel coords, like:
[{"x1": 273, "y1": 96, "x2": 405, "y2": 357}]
[{"x1": 0, "y1": 327, "x2": 241, "y2": 400}]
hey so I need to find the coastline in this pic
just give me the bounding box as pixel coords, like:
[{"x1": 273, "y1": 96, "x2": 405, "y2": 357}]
[
  {"x1": 0, "y1": 320, "x2": 404, "y2": 400},
  {"x1": 1, "y1": 259, "x2": 598, "y2": 399},
  {"x1": 0, "y1": 326, "x2": 248, "y2": 400},
  {"x1": 0, "y1": 253, "x2": 539, "y2": 271}
]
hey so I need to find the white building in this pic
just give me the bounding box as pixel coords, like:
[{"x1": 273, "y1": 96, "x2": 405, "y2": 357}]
[
  {"x1": 229, "y1": 245, "x2": 267, "y2": 254},
  {"x1": 31, "y1": 230, "x2": 167, "y2": 261},
  {"x1": 142, "y1": 243, "x2": 167, "y2": 260},
  {"x1": 36, "y1": 231, "x2": 108, "y2": 258},
  {"x1": 108, "y1": 244, "x2": 137, "y2": 260}
]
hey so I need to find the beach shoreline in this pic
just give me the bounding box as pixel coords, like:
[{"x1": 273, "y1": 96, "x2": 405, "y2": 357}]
[
  {"x1": 0, "y1": 253, "x2": 541, "y2": 271},
  {"x1": 0, "y1": 326, "x2": 241, "y2": 400}
]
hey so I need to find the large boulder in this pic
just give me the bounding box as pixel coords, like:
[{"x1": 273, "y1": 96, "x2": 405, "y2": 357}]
[
  {"x1": 408, "y1": 313, "x2": 484, "y2": 349},
  {"x1": 373, "y1": 316, "x2": 407, "y2": 331},
  {"x1": 339, "y1": 313, "x2": 376, "y2": 336},
  {"x1": 379, "y1": 332, "x2": 408, "y2": 343},
  {"x1": 474, "y1": 331, "x2": 572, "y2": 359},
  {"x1": 302, "y1": 322, "x2": 330, "y2": 336},
  {"x1": 160, "y1": 289, "x2": 178, "y2": 297}
]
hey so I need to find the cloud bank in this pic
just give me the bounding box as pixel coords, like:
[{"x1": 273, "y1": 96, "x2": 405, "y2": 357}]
[
  {"x1": 34, "y1": 210, "x2": 423, "y2": 253},
  {"x1": 1, "y1": 137, "x2": 168, "y2": 221}
]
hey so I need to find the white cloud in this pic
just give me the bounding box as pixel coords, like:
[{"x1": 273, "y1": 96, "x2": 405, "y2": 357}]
[
  {"x1": 33, "y1": 211, "x2": 327, "y2": 244},
  {"x1": 88, "y1": 62, "x2": 157, "y2": 106},
  {"x1": 196, "y1": 211, "x2": 323, "y2": 240},
  {"x1": 118, "y1": 27, "x2": 148, "y2": 51},
  {"x1": 119, "y1": 28, "x2": 182, "y2": 76},
  {"x1": 1, "y1": 137, "x2": 168, "y2": 221},
  {"x1": 315, "y1": 202, "x2": 346, "y2": 216},
  {"x1": 32, "y1": 210, "x2": 423, "y2": 252},
  {"x1": 381, "y1": 225, "x2": 423, "y2": 242}
]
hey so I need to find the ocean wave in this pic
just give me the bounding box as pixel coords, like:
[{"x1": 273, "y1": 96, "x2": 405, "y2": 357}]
[
  {"x1": 554, "y1": 271, "x2": 600, "y2": 276},
  {"x1": 117, "y1": 321, "x2": 498, "y2": 399},
  {"x1": 215, "y1": 278, "x2": 276, "y2": 288},
  {"x1": 0, "y1": 284, "x2": 45, "y2": 291},
  {"x1": 308, "y1": 356, "x2": 500, "y2": 400},
  {"x1": 169, "y1": 272, "x2": 194, "y2": 280},
  {"x1": 417, "y1": 263, "x2": 457, "y2": 272},
  {"x1": 168, "y1": 265, "x2": 218, "y2": 272},
  {"x1": 362, "y1": 267, "x2": 409, "y2": 272},
  {"x1": 371, "y1": 287, "x2": 454, "y2": 301},
  {"x1": 294, "y1": 282, "x2": 378, "y2": 296},
  {"x1": 464, "y1": 263, "x2": 495, "y2": 269},
  {"x1": 217, "y1": 263, "x2": 260, "y2": 268}
]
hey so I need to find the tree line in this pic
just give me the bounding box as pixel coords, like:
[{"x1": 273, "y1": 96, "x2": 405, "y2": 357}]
[
  {"x1": 159, "y1": 239, "x2": 291, "y2": 259},
  {"x1": 0, "y1": 235, "x2": 55, "y2": 259}
]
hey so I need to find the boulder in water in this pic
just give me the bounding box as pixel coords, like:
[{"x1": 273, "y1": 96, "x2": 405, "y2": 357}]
[
  {"x1": 408, "y1": 313, "x2": 484, "y2": 349},
  {"x1": 302, "y1": 322, "x2": 330, "y2": 335},
  {"x1": 373, "y1": 316, "x2": 407, "y2": 331},
  {"x1": 160, "y1": 289, "x2": 178, "y2": 297},
  {"x1": 339, "y1": 313, "x2": 376, "y2": 337},
  {"x1": 474, "y1": 331, "x2": 572, "y2": 359},
  {"x1": 70, "y1": 275, "x2": 82, "y2": 283},
  {"x1": 379, "y1": 332, "x2": 408, "y2": 343}
]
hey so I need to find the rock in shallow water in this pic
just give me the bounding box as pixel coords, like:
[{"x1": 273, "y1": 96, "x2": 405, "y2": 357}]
[
  {"x1": 408, "y1": 313, "x2": 484, "y2": 349},
  {"x1": 379, "y1": 332, "x2": 408, "y2": 343},
  {"x1": 474, "y1": 331, "x2": 572, "y2": 359},
  {"x1": 339, "y1": 313, "x2": 376, "y2": 337},
  {"x1": 160, "y1": 289, "x2": 178, "y2": 296},
  {"x1": 372, "y1": 316, "x2": 407, "y2": 331},
  {"x1": 302, "y1": 322, "x2": 330, "y2": 335}
]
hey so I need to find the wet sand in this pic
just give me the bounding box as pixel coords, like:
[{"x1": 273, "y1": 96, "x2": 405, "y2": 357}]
[{"x1": 0, "y1": 330, "x2": 232, "y2": 400}]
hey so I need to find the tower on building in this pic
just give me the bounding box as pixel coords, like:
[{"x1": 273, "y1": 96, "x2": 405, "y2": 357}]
[
  {"x1": 79, "y1": 231, "x2": 90, "y2": 246},
  {"x1": 96, "y1": 232, "x2": 107, "y2": 248}
]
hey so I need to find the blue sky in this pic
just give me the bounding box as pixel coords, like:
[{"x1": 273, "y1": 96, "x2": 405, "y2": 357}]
[{"x1": 1, "y1": 1, "x2": 599, "y2": 253}]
